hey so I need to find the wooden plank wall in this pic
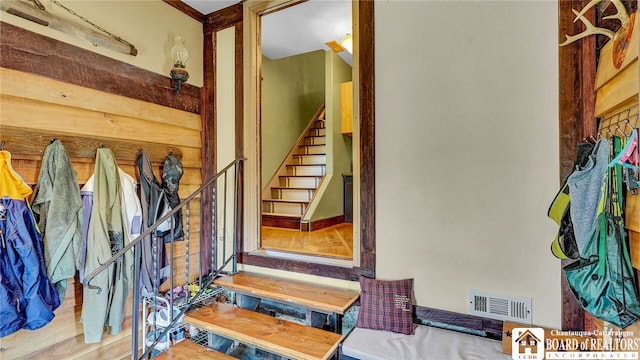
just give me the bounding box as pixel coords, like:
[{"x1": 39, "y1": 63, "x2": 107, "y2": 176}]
[
  {"x1": 0, "y1": 24, "x2": 204, "y2": 359},
  {"x1": 592, "y1": 13, "x2": 639, "y2": 274},
  {"x1": 589, "y1": 4, "x2": 640, "y2": 339}
]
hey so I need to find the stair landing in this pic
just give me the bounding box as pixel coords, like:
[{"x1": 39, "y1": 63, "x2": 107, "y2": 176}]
[
  {"x1": 213, "y1": 272, "x2": 359, "y2": 315},
  {"x1": 184, "y1": 302, "x2": 342, "y2": 360}
]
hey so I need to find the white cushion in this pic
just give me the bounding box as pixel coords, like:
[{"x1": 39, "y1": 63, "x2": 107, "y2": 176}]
[{"x1": 342, "y1": 325, "x2": 512, "y2": 360}]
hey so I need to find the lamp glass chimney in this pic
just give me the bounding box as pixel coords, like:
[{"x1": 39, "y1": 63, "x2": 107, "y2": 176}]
[{"x1": 171, "y1": 36, "x2": 189, "y2": 68}]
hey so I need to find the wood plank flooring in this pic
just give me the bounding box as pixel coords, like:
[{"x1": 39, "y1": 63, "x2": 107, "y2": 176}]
[{"x1": 260, "y1": 223, "x2": 353, "y2": 260}]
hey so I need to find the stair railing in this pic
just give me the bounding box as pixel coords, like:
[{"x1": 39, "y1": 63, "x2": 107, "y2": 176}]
[{"x1": 83, "y1": 157, "x2": 245, "y2": 360}]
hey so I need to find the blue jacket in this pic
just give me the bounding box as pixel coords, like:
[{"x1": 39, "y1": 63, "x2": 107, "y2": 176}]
[{"x1": 0, "y1": 150, "x2": 60, "y2": 338}]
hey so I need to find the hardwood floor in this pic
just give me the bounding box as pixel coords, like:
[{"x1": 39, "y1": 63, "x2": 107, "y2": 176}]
[{"x1": 260, "y1": 223, "x2": 353, "y2": 260}]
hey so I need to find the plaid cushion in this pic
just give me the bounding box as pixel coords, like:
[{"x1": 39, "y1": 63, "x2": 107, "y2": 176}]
[{"x1": 356, "y1": 276, "x2": 414, "y2": 335}]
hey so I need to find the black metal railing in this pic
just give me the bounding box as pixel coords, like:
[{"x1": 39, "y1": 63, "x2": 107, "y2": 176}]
[{"x1": 83, "y1": 157, "x2": 245, "y2": 359}]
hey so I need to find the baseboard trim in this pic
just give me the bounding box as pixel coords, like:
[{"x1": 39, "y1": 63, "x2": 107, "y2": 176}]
[
  {"x1": 301, "y1": 215, "x2": 345, "y2": 232},
  {"x1": 261, "y1": 214, "x2": 301, "y2": 229},
  {"x1": 414, "y1": 305, "x2": 504, "y2": 340}
]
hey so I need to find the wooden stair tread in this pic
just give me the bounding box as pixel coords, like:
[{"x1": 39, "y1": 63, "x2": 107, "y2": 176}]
[
  {"x1": 154, "y1": 340, "x2": 235, "y2": 360},
  {"x1": 271, "y1": 187, "x2": 316, "y2": 190},
  {"x1": 279, "y1": 175, "x2": 323, "y2": 178},
  {"x1": 262, "y1": 212, "x2": 302, "y2": 218},
  {"x1": 214, "y1": 272, "x2": 359, "y2": 314},
  {"x1": 293, "y1": 153, "x2": 327, "y2": 156},
  {"x1": 263, "y1": 199, "x2": 309, "y2": 203},
  {"x1": 184, "y1": 302, "x2": 342, "y2": 360}
]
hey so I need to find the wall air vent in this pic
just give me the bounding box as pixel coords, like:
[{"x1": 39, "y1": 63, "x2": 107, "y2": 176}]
[{"x1": 468, "y1": 289, "x2": 532, "y2": 324}]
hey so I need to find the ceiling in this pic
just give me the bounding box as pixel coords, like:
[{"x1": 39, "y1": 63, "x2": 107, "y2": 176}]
[
  {"x1": 181, "y1": 0, "x2": 352, "y2": 64},
  {"x1": 181, "y1": 0, "x2": 237, "y2": 15}
]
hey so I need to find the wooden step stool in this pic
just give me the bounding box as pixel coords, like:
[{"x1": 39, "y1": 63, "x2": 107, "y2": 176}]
[
  {"x1": 184, "y1": 302, "x2": 342, "y2": 360},
  {"x1": 153, "y1": 340, "x2": 236, "y2": 360},
  {"x1": 213, "y1": 272, "x2": 360, "y2": 333}
]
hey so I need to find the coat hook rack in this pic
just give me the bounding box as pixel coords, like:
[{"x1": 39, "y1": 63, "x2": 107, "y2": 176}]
[{"x1": 598, "y1": 104, "x2": 639, "y2": 139}]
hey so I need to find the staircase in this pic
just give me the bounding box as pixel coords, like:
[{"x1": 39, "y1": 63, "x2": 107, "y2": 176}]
[
  {"x1": 81, "y1": 156, "x2": 360, "y2": 360},
  {"x1": 262, "y1": 110, "x2": 327, "y2": 230},
  {"x1": 155, "y1": 272, "x2": 360, "y2": 360}
]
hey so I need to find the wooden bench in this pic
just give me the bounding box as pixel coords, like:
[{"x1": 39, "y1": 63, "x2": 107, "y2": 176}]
[
  {"x1": 214, "y1": 272, "x2": 360, "y2": 332},
  {"x1": 184, "y1": 302, "x2": 343, "y2": 360},
  {"x1": 340, "y1": 324, "x2": 511, "y2": 360}
]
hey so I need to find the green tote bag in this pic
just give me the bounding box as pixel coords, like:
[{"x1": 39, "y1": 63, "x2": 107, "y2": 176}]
[{"x1": 564, "y1": 137, "x2": 640, "y2": 329}]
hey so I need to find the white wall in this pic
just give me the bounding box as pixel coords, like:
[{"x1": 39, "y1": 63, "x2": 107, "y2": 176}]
[
  {"x1": 217, "y1": 27, "x2": 236, "y2": 170},
  {"x1": 25, "y1": 0, "x2": 563, "y2": 328},
  {"x1": 375, "y1": 0, "x2": 561, "y2": 329},
  {"x1": 216, "y1": 26, "x2": 237, "y2": 270},
  {"x1": 0, "y1": 0, "x2": 203, "y2": 86}
]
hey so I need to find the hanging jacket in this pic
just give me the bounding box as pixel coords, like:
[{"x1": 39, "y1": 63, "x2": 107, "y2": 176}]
[
  {"x1": 79, "y1": 169, "x2": 142, "y2": 283},
  {"x1": 119, "y1": 170, "x2": 143, "y2": 244},
  {"x1": 31, "y1": 140, "x2": 84, "y2": 300},
  {"x1": 81, "y1": 148, "x2": 132, "y2": 343},
  {"x1": 136, "y1": 149, "x2": 169, "y2": 297},
  {"x1": 160, "y1": 152, "x2": 184, "y2": 242},
  {"x1": 0, "y1": 150, "x2": 60, "y2": 338}
]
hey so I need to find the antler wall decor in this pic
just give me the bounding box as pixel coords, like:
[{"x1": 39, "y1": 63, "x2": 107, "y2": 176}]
[{"x1": 560, "y1": 0, "x2": 635, "y2": 69}]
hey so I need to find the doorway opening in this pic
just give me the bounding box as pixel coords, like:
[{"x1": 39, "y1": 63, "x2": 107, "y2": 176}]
[
  {"x1": 240, "y1": 0, "x2": 374, "y2": 280},
  {"x1": 245, "y1": 0, "x2": 357, "y2": 264}
]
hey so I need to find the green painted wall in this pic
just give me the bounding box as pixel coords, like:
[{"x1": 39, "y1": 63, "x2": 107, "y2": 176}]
[
  {"x1": 306, "y1": 51, "x2": 352, "y2": 222},
  {"x1": 261, "y1": 50, "x2": 326, "y2": 188}
]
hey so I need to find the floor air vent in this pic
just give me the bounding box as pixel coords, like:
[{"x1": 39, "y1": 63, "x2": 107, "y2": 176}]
[{"x1": 468, "y1": 290, "x2": 532, "y2": 324}]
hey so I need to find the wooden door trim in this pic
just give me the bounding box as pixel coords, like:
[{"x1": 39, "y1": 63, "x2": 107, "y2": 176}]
[{"x1": 220, "y1": 0, "x2": 375, "y2": 280}]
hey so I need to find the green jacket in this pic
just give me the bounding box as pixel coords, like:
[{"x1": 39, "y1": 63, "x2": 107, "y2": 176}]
[
  {"x1": 32, "y1": 140, "x2": 84, "y2": 300},
  {"x1": 81, "y1": 148, "x2": 132, "y2": 344}
]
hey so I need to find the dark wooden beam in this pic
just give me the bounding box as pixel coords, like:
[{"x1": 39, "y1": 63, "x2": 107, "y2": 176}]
[
  {"x1": 200, "y1": 30, "x2": 216, "y2": 272},
  {"x1": 358, "y1": 0, "x2": 376, "y2": 278},
  {"x1": 240, "y1": 253, "x2": 370, "y2": 280},
  {"x1": 204, "y1": 2, "x2": 243, "y2": 33},
  {"x1": 200, "y1": 3, "x2": 244, "y2": 273},
  {"x1": 0, "y1": 21, "x2": 200, "y2": 114},
  {"x1": 558, "y1": 0, "x2": 597, "y2": 331},
  {"x1": 162, "y1": 0, "x2": 204, "y2": 22}
]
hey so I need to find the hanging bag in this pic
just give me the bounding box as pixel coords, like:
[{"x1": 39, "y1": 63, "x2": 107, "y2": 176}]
[
  {"x1": 563, "y1": 137, "x2": 640, "y2": 328},
  {"x1": 157, "y1": 152, "x2": 184, "y2": 242},
  {"x1": 549, "y1": 141, "x2": 595, "y2": 259}
]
